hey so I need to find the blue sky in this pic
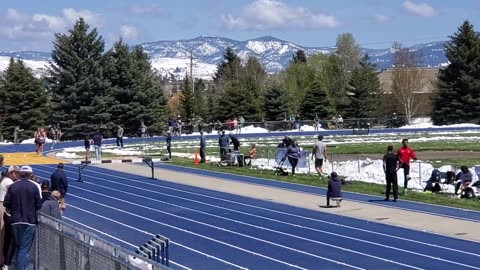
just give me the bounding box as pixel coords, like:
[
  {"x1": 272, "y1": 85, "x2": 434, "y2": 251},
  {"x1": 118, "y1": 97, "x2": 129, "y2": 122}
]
[{"x1": 1, "y1": 0, "x2": 480, "y2": 51}]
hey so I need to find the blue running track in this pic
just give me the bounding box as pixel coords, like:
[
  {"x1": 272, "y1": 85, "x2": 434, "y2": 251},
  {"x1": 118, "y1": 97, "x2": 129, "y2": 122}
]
[{"x1": 24, "y1": 163, "x2": 480, "y2": 270}]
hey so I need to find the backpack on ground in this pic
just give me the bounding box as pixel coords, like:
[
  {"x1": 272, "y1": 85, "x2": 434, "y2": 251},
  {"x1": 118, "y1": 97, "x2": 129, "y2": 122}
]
[
  {"x1": 461, "y1": 187, "x2": 476, "y2": 199},
  {"x1": 445, "y1": 171, "x2": 455, "y2": 185},
  {"x1": 424, "y1": 182, "x2": 441, "y2": 192}
]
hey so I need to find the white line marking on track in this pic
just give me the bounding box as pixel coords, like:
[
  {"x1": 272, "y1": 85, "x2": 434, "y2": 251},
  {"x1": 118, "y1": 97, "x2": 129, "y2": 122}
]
[
  {"x1": 63, "y1": 217, "x2": 192, "y2": 270},
  {"x1": 75, "y1": 182, "x2": 424, "y2": 270},
  {"x1": 59, "y1": 164, "x2": 480, "y2": 258},
  {"x1": 68, "y1": 192, "x2": 362, "y2": 270},
  {"x1": 66, "y1": 209, "x2": 248, "y2": 270}
]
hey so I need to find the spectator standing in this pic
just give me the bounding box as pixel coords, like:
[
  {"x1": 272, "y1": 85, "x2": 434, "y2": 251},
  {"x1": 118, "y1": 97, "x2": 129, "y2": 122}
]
[
  {"x1": 3, "y1": 166, "x2": 42, "y2": 270},
  {"x1": 311, "y1": 135, "x2": 327, "y2": 177},
  {"x1": 165, "y1": 131, "x2": 172, "y2": 159},
  {"x1": 139, "y1": 122, "x2": 147, "y2": 137},
  {"x1": 383, "y1": 145, "x2": 400, "y2": 202},
  {"x1": 326, "y1": 172, "x2": 343, "y2": 207},
  {"x1": 199, "y1": 131, "x2": 206, "y2": 163},
  {"x1": 314, "y1": 115, "x2": 321, "y2": 131},
  {"x1": 84, "y1": 135, "x2": 91, "y2": 161},
  {"x1": 283, "y1": 140, "x2": 300, "y2": 176},
  {"x1": 116, "y1": 126, "x2": 124, "y2": 148},
  {"x1": 0, "y1": 165, "x2": 19, "y2": 266},
  {"x1": 238, "y1": 116, "x2": 245, "y2": 134},
  {"x1": 176, "y1": 118, "x2": 183, "y2": 136},
  {"x1": 397, "y1": 139, "x2": 417, "y2": 194},
  {"x1": 50, "y1": 163, "x2": 68, "y2": 204},
  {"x1": 218, "y1": 131, "x2": 229, "y2": 161},
  {"x1": 0, "y1": 155, "x2": 4, "y2": 177},
  {"x1": 13, "y1": 127, "x2": 24, "y2": 145},
  {"x1": 337, "y1": 115, "x2": 344, "y2": 128},
  {"x1": 229, "y1": 134, "x2": 240, "y2": 152},
  {"x1": 233, "y1": 118, "x2": 238, "y2": 134},
  {"x1": 41, "y1": 181, "x2": 51, "y2": 203},
  {"x1": 92, "y1": 131, "x2": 103, "y2": 160}
]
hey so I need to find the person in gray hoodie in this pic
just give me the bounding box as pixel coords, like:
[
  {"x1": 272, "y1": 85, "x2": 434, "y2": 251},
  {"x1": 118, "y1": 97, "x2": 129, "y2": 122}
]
[
  {"x1": 327, "y1": 172, "x2": 343, "y2": 207},
  {"x1": 282, "y1": 140, "x2": 300, "y2": 176},
  {"x1": 218, "y1": 131, "x2": 229, "y2": 161}
]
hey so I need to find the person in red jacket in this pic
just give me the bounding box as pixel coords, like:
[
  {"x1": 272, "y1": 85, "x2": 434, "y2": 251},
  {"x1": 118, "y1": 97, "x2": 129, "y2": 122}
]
[{"x1": 397, "y1": 139, "x2": 417, "y2": 194}]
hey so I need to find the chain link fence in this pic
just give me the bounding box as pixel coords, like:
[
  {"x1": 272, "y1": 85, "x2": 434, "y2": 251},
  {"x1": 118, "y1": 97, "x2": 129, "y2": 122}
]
[{"x1": 26, "y1": 213, "x2": 172, "y2": 270}]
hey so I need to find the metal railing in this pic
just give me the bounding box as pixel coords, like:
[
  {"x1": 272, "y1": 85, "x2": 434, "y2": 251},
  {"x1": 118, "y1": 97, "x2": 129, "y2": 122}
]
[{"x1": 29, "y1": 213, "x2": 172, "y2": 270}]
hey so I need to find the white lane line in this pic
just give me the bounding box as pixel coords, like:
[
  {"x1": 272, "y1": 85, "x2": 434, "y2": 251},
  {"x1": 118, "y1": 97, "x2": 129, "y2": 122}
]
[
  {"x1": 75, "y1": 183, "x2": 424, "y2": 270},
  {"x1": 68, "y1": 192, "x2": 360, "y2": 270},
  {"x1": 63, "y1": 217, "x2": 192, "y2": 270},
  {"x1": 62, "y1": 165, "x2": 480, "y2": 257},
  {"x1": 158, "y1": 164, "x2": 480, "y2": 222},
  {"x1": 65, "y1": 207, "x2": 248, "y2": 270}
]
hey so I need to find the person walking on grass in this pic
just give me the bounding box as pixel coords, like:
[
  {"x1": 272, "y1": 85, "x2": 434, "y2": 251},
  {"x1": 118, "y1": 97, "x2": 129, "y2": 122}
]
[
  {"x1": 311, "y1": 135, "x2": 327, "y2": 178},
  {"x1": 199, "y1": 131, "x2": 206, "y2": 163},
  {"x1": 4, "y1": 166, "x2": 42, "y2": 270},
  {"x1": 397, "y1": 139, "x2": 417, "y2": 194},
  {"x1": 383, "y1": 145, "x2": 400, "y2": 202},
  {"x1": 282, "y1": 140, "x2": 300, "y2": 176}
]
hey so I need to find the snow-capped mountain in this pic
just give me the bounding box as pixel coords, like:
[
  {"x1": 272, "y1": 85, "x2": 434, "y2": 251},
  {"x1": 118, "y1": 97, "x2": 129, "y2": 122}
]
[{"x1": 0, "y1": 36, "x2": 448, "y2": 79}]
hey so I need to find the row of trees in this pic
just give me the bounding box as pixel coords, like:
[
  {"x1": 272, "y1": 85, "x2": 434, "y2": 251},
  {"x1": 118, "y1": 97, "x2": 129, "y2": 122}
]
[
  {"x1": 0, "y1": 18, "x2": 168, "y2": 140},
  {"x1": 0, "y1": 19, "x2": 477, "y2": 141}
]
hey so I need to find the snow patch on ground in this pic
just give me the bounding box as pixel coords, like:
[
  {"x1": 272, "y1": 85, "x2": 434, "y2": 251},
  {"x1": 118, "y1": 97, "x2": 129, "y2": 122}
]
[{"x1": 55, "y1": 152, "x2": 82, "y2": 159}]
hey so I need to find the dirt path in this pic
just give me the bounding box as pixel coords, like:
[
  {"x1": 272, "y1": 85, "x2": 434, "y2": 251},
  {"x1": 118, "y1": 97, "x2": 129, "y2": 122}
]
[{"x1": 333, "y1": 150, "x2": 480, "y2": 162}]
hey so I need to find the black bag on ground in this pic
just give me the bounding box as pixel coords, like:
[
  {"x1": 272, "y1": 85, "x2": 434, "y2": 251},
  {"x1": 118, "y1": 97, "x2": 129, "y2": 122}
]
[
  {"x1": 424, "y1": 182, "x2": 441, "y2": 192},
  {"x1": 445, "y1": 171, "x2": 455, "y2": 185},
  {"x1": 461, "y1": 187, "x2": 476, "y2": 199}
]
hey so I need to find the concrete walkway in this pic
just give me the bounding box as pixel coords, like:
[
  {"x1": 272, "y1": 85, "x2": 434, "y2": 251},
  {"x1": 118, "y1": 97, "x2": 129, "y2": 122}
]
[{"x1": 100, "y1": 163, "x2": 480, "y2": 242}]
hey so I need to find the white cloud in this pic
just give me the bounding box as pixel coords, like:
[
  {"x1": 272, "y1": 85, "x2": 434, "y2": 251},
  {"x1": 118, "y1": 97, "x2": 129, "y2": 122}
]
[
  {"x1": 120, "y1": 25, "x2": 138, "y2": 40},
  {"x1": 402, "y1": 1, "x2": 436, "y2": 17},
  {"x1": 221, "y1": 0, "x2": 339, "y2": 30},
  {"x1": 0, "y1": 8, "x2": 102, "y2": 50},
  {"x1": 130, "y1": 4, "x2": 164, "y2": 16},
  {"x1": 372, "y1": 14, "x2": 389, "y2": 23}
]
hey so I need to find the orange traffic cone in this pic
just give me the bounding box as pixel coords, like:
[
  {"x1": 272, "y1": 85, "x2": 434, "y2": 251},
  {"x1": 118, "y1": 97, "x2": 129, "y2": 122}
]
[{"x1": 194, "y1": 150, "x2": 199, "y2": 165}]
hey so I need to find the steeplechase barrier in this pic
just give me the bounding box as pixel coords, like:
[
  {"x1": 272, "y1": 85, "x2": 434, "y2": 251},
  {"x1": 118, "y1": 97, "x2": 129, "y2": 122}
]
[{"x1": 72, "y1": 157, "x2": 161, "y2": 182}]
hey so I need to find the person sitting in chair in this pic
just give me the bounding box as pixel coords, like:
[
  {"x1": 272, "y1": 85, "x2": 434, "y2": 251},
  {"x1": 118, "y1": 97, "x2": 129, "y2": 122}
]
[{"x1": 244, "y1": 143, "x2": 257, "y2": 166}]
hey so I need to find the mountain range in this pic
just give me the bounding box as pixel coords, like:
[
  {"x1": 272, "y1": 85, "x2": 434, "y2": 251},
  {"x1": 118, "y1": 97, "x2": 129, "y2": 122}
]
[{"x1": 0, "y1": 36, "x2": 449, "y2": 80}]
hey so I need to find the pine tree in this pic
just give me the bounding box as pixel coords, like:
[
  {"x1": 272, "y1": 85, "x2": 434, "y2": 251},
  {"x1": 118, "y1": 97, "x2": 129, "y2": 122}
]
[
  {"x1": 104, "y1": 42, "x2": 168, "y2": 135},
  {"x1": 290, "y1": 50, "x2": 307, "y2": 64},
  {"x1": 180, "y1": 74, "x2": 194, "y2": 121},
  {"x1": 345, "y1": 54, "x2": 381, "y2": 118},
  {"x1": 0, "y1": 58, "x2": 49, "y2": 141},
  {"x1": 299, "y1": 80, "x2": 332, "y2": 120},
  {"x1": 47, "y1": 18, "x2": 111, "y2": 138},
  {"x1": 193, "y1": 79, "x2": 208, "y2": 120},
  {"x1": 432, "y1": 20, "x2": 480, "y2": 124},
  {"x1": 263, "y1": 82, "x2": 290, "y2": 121}
]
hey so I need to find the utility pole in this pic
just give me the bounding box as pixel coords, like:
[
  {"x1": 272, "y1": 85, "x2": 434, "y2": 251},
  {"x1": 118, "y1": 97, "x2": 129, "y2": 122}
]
[{"x1": 190, "y1": 51, "x2": 195, "y2": 96}]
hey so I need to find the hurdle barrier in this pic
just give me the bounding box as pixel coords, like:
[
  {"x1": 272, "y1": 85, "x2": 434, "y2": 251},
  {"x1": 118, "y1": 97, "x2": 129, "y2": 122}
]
[
  {"x1": 72, "y1": 157, "x2": 162, "y2": 182},
  {"x1": 136, "y1": 234, "x2": 171, "y2": 267}
]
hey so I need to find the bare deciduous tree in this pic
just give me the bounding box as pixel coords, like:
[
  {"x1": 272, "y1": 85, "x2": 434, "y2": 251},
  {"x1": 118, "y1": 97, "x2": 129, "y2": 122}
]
[{"x1": 391, "y1": 42, "x2": 426, "y2": 124}]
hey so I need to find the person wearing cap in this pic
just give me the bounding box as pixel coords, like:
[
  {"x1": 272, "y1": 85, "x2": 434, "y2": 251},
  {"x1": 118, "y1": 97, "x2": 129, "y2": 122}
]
[
  {"x1": 311, "y1": 135, "x2": 327, "y2": 177},
  {"x1": 327, "y1": 172, "x2": 343, "y2": 207},
  {"x1": 50, "y1": 163, "x2": 68, "y2": 202},
  {"x1": 3, "y1": 165, "x2": 43, "y2": 269},
  {"x1": 39, "y1": 190, "x2": 62, "y2": 219},
  {"x1": 0, "y1": 165, "x2": 19, "y2": 266}
]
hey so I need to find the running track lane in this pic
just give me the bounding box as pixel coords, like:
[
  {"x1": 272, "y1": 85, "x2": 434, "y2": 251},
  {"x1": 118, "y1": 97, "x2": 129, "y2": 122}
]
[
  {"x1": 156, "y1": 164, "x2": 480, "y2": 222},
  {"x1": 30, "y1": 164, "x2": 480, "y2": 270}
]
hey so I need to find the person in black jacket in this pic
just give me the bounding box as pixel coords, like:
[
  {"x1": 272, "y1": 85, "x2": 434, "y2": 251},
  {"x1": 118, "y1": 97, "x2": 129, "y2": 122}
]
[
  {"x1": 383, "y1": 145, "x2": 400, "y2": 202},
  {"x1": 165, "y1": 131, "x2": 172, "y2": 159},
  {"x1": 50, "y1": 163, "x2": 68, "y2": 203},
  {"x1": 3, "y1": 166, "x2": 42, "y2": 270},
  {"x1": 229, "y1": 134, "x2": 240, "y2": 152},
  {"x1": 327, "y1": 172, "x2": 343, "y2": 207}
]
